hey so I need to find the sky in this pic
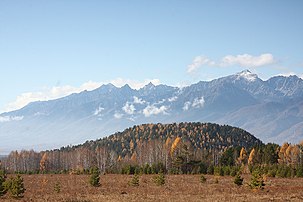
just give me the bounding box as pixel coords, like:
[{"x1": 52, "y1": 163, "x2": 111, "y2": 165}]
[{"x1": 0, "y1": 0, "x2": 303, "y2": 113}]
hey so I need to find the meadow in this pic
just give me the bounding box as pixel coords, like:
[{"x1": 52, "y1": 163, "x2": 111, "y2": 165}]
[{"x1": 1, "y1": 174, "x2": 303, "y2": 202}]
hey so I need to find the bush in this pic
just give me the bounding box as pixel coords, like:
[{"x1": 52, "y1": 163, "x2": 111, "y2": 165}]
[
  {"x1": 0, "y1": 173, "x2": 7, "y2": 196},
  {"x1": 249, "y1": 169, "x2": 265, "y2": 190},
  {"x1": 89, "y1": 167, "x2": 100, "y2": 187},
  {"x1": 200, "y1": 175, "x2": 206, "y2": 183},
  {"x1": 223, "y1": 166, "x2": 230, "y2": 176},
  {"x1": 234, "y1": 173, "x2": 243, "y2": 186},
  {"x1": 214, "y1": 167, "x2": 224, "y2": 176},
  {"x1": 230, "y1": 167, "x2": 237, "y2": 177},
  {"x1": 267, "y1": 169, "x2": 276, "y2": 177},
  {"x1": 129, "y1": 174, "x2": 140, "y2": 186},
  {"x1": 54, "y1": 182, "x2": 61, "y2": 193},
  {"x1": 296, "y1": 166, "x2": 303, "y2": 177},
  {"x1": 207, "y1": 165, "x2": 214, "y2": 175},
  {"x1": 154, "y1": 171, "x2": 165, "y2": 186},
  {"x1": 5, "y1": 175, "x2": 26, "y2": 198}
]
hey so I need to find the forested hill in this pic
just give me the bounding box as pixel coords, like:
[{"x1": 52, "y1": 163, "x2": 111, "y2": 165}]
[
  {"x1": 2, "y1": 122, "x2": 263, "y2": 173},
  {"x1": 83, "y1": 122, "x2": 263, "y2": 156}
]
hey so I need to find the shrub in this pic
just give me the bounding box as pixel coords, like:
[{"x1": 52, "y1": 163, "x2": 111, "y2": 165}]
[
  {"x1": 234, "y1": 173, "x2": 243, "y2": 186},
  {"x1": 214, "y1": 167, "x2": 224, "y2": 176},
  {"x1": 223, "y1": 166, "x2": 230, "y2": 176},
  {"x1": 249, "y1": 169, "x2": 265, "y2": 190},
  {"x1": 230, "y1": 167, "x2": 237, "y2": 177},
  {"x1": 154, "y1": 171, "x2": 165, "y2": 186},
  {"x1": 89, "y1": 167, "x2": 100, "y2": 187},
  {"x1": 200, "y1": 175, "x2": 206, "y2": 183},
  {"x1": 129, "y1": 174, "x2": 140, "y2": 186},
  {"x1": 54, "y1": 182, "x2": 61, "y2": 193},
  {"x1": 207, "y1": 165, "x2": 214, "y2": 175},
  {"x1": 0, "y1": 173, "x2": 7, "y2": 196},
  {"x1": 5, "y1": 175, "x2": 26, "y2": 198},
  {"x1": 296, "y1": 166, "x2": 303, "y2": 177}
]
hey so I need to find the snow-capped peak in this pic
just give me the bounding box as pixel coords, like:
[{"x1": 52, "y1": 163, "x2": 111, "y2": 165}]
[{"x1": 236, "y1": 70, "x2": 258, "y2": 82}]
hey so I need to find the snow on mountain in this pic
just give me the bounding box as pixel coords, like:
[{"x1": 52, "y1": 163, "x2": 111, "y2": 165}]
[
  {"x1": 1, "y1": 70, "x2": 303, "y2": 154},
  {"x1": 236, "y1": 70, "x2": 258, "y2": 82}
]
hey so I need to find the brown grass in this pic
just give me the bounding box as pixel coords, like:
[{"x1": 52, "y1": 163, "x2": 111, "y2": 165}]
[{"x1": 1, "y1": 174, "x2": 303, "y2": 201}]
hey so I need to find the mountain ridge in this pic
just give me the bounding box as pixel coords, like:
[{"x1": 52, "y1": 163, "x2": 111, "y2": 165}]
[{"x1": 0, "y1": 70, "x2": 302, "y2": 154}]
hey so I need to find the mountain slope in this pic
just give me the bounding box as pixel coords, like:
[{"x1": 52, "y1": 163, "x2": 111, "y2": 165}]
[{"x1": 0, "y1": 70, "x2": 302, "y2": 153}]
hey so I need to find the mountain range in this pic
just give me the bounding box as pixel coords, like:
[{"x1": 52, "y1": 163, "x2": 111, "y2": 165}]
[{"x1": 1, "y1": 70, "x2": 303, "y2": 154}]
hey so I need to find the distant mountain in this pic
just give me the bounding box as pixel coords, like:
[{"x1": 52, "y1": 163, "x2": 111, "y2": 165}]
[{"x1": 1, "y1": 70, "x2": 303, "y2": 153}]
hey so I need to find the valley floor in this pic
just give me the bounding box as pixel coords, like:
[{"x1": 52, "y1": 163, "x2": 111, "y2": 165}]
[{"x1": 1, "y1": 174, "x2": 303, "y2": 202}]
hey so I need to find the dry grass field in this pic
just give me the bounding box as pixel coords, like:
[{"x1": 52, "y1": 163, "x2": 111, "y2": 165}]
[{"x1": 1, "y1": 174, "x2": 303, "y2": 202}]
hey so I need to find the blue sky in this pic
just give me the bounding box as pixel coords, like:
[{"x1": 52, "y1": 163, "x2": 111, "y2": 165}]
[{"x1": 0, "y1": 0, "x2": 302, "y2": 113}]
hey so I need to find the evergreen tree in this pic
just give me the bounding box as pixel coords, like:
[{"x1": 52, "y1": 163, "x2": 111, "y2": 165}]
[
  {"x1": 89, "y1": 167, "x2": 100, "y2": 187},
  {"x1": 129, "y1": 174, "x2": 140, "y2": 186},
  {"x1": 249, "y1": 169, "x2": 265, "y2": 190},
  {"x1": 154, "y1": 171, "x2": 165, "y2": 186},
  {"x1": 5, "y1": 175, "x2": 26, "y2": 198},
  {"x1": 200, "y1": 175, "x2": 206, "y2": 183},
  {"x1": 234, "y1": 173, "x2": 243, "y2": 186},
  {"x1": 54, "y1": 182, "x2": 61, "y2": 193},
  {"x1": 0, "y1": 173, "x2": 7, "y2": 196}
]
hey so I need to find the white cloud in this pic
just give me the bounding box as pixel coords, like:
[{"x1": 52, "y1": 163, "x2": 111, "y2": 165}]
[
  {"x1": 122, "y1": 102, "x2": 136, "y2": 115},
  {"x1": 0, "y1": 116, "x2": 24, "y2": 122},
  {"x1": 220, "y1": 53, "x2": 275, "y2": 68},
  {"x1": 192, "y1": 97, "x2": 205, "y2": 108},
  {"x1": 187, "y1": 56, "x2": 214, "y2": 73},
  {"x1": 168, "y1": 96, "x2": 178, "y2": 102},
  {"x1": 2, "y1": 78, "x2": 161, "y2": 113},
  {"x1": 183, "y1": 97, "x2": 205, "y2": 111},
  {"x1": 143, "y1": 105, "x2": 168, "y2": 117},
  {"x1": 133, "y1": 96, "x2": 145, "y2": 104},
  {"x1": 93, "y1": 106, "x2": 105, "y2": 116},
  {"x1": 187, "y1": 53, "x2": 275, "y2": 74},
  {"x1": 114, "y1": 112, "x2": 123, "y2": 119},
  {"x1": 183, "y1": 101, "x2": 191, "y2": 111}
]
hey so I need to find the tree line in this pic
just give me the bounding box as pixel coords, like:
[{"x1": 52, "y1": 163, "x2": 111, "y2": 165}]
[{"x1": 1, "y1": 122, "x2": 302, "y2": 177}]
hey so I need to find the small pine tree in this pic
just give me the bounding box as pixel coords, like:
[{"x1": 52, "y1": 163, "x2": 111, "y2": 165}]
[
  {"x1": 249, "y1": 169, "x2": 265, "y2": 190},
  {"x1": 6, "y1": 175, "x2": 26, "y2": 198},
  {"x1": 200, "y1": 175, "x2": 206, "y2": 183},
  {"x1": 0, "y1": 173, "x2": 7, "y2": 196},
  {"x1": 89, "y1": 167, "x2": 100, "y2": 187},
  {"x1": 54, "y1": 182, "x2": 61, "y2": 193},
  {"x1": 234, "y1": 173, "x2": 243, "y2": 186},
  {"x1": 154, "y1": 172, "x2": 165, "y2": 186},
  {"x1": 129, "y1": 174, "x2": 140, "y2": 186}
]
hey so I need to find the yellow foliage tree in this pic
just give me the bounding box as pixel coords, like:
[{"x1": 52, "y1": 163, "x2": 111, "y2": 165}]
[
  {"x1": 248, "y1": 148, "x2": 255, "y2": 165},
  {"x1": 238, "y1": 147, "x2": 247, "y2": 165},
  {"x1": 40, "y1": 153, "x2": 48, "y2": 172},
  {"x1": 170, "y1": 137, "x2": 181, "y2": 156},
  {"x1": 278, "y1": 142, "x2": 289, "y2": 164},
  {"x1": 131, "y1": 152, "x2": 137, "y2": 162}
]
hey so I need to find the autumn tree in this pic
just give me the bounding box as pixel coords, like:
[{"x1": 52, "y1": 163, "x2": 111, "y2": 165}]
[
  {"x1": 248, "y1": 148, "x2": 256, "y2": 165},
  {"x1": 278, "y1": 143, "x2": 289, "y2": 164},
  {"x1": 40, "y1": 153, "x2": 48, "y2": 173},
  {"x1": 238, "y1": 147, "x2": 247, "y2": 165}
]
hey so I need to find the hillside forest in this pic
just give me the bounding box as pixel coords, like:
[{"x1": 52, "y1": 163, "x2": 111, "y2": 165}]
[{"x1": 1, "y1": 122, "x2": 303, "y2": 178}]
